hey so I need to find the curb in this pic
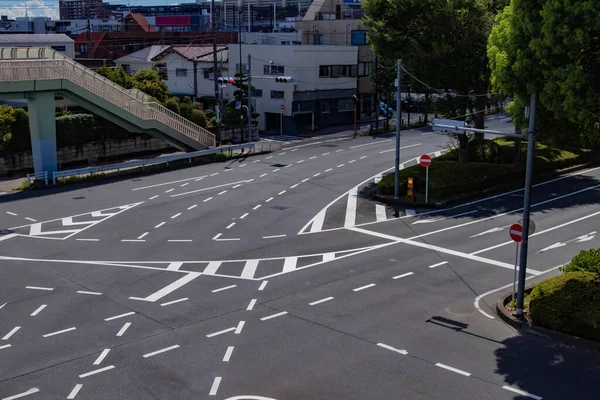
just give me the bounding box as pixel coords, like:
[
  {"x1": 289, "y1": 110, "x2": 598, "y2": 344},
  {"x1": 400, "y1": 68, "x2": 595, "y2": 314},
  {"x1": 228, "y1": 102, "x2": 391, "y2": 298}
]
[{"x1": 495, "y1": 289, "x2": 600, "y2": 352}]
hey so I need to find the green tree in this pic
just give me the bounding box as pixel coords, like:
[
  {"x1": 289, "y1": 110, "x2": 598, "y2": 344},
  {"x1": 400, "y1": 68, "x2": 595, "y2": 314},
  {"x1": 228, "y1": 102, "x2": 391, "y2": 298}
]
[
  {"x1": 164, "y1": 97, "x2": 181, "y2": 115},
  {"x1": 132, "y1": 69, "x2": 170, "y2": 103},
  {"x1": 94, "y1": 66, "x2": 134, "y2": 89}
]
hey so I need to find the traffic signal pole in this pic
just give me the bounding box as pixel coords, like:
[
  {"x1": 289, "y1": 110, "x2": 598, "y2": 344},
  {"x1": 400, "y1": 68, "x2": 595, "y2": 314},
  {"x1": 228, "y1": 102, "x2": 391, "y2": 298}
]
[
  {"x1": 394, "y1": 59, "x2": 402, "y2": 200},
  {"x1": 248, "y1": 54, "x2": 252, "y2": 143},
  {"x1": 212, "y1": 0, "x2": 220, "y2": 145}
]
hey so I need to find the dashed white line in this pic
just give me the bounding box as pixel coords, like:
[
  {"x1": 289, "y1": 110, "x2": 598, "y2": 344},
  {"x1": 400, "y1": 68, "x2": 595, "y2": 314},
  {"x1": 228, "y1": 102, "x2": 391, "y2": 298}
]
[
  {"x1": 155, "y1": 222, "x2": 166, "y2": 228},
  {"x1": 180, "y1": 183, "x2": 189, "y2": 187},
  {"x1": 247, "y1": 178, "x2": 255, "y2": 182},
  {"x1": 30, "y1": 304, "x2": 47, "y2": 316},
  {"x1": 309, "y1": 156, "x2": 317, "y2": 160},
  {"x1": 204, "y1": 197, "x2": 213, "y2": 202},
  {"x1": 240, "y1": 213, "x2": 249, "y2": 219},
  {"x1": 217, "y1": 190, "x2": 228, "y2": 196},
  {"x1": 435, "y1": 363, "x2": 471, "y2": 377},
  {"x1": 212, "y1": 233, "x2": 222, "y2": 240},
  {"x1": 212, "y1": 285, "x2": 237, "y2": 293},
  {"x1": 206, "y1": 327, "x2": 235, "y2": 338},
  {"x1": 104, "y1": 311, "x2": 135, "y2": 321},
  {"x1": 259, "y1": 173, "x2": 268, "y2": 177},
  {"x1": 377, "y1": 343, "x2": 408, "y2": 355},
  {"x1": 3, "y1": 388, "x2": 40, "y2": 399},
  {"x1": 161, "y1": 297, "x2": 188, "y2": 306},
  {"x1": 261, "y1": 311, "x2": 288, "y2": 321},
  {"x1": 272, "y1": 168, "x2": 280, "y2": 172},
  {"x1": 43, "y1": 327, "x2": 76, "y2": 338},
  {"x1": 93, "y1": 349, "x2": 110, "y2": 365},
  {"x1": 290, "y1": 183, "x2": 299, "y2": 189},
  {"x1": 209, "y1": 377, "x2": 222, "y2": 396},
  {"x1": 313, "y1": 173, "x2": 321, "y2": 177},
  {"x1": 428, "y1": 261, "x2": 448, "y2": 269},
  {"x1": 246, "y1": 299, "x2": 257, "y2": 310},
  {"x1": 325, "y1": 168, "x2": 333, "y2": 172},
  {"x1": 116, "y1": 322, "x2": 131, "y2": 337},
  {"x1": 297, "y1": 160, "x2": 305, "y2": 164},
  {"x1": 252, "y1": 160, "x2": 261, "y2": 163},
  {"x1": 265, "y1": 197, "x2": 274, "y2": 203},
  {"x1": 309, "y1": 297, "x2": 334, "y2": 306},
  {"x1": 263, "y1": 234, "x2": 286, "y2": 239},
  {"x1": 79, "y1": 365, "x2": 115, "y2": 378},
  {"x1": 76, "y1": 238, "x2": 99, "y2": 242},
  {"x1": 232, "y1": 184, "x2": 242, "y2": 189},
  {"x1": 143, "y1": 345, "x2": 180, "y2": 358},
  {"x1": 349, "y1": 160, "x2": 356, "y2": 164},
  {"x1": 360, "y1": 156, "x2": 367, "y2": 159},
  {"x1": 280, "y1": 152, "x2": 287, "y2": 155},
  {"x1": 25, "y1": 286, "x2": 53, "y2": 291},
  {"x1": 393, "y1": 272, "x2": 414, "y2": 280},
  {"x1": 353, "y1": 283, "x2": 376, "y2": 292},
  {"x1": 137, "y1": 232, "x2": 149, "y2": 239},
  {"x1": 258, "y1": 281, "x2": 268, "y2": 291},
  {"x1": 322, "y1": 152, "x2": 330, "y2": 156},
  {"x1": 337, "y1": 164, "x2": 345, "y2": 168},
  {"x1": 210, "y1": 173, "x2": 219, "y2": 176},
  {"x1": 67, "y1": 384, "x2": 83, "y2": 399},
  {"x1": 278, "y1": 190, "x2": 287, "y2": 195},
  {"x1": 5, "y1": 211, "x2": 17, "y2": 216},
  {"x1": 121, "y1": 239, "x2": 145, "y2": 242},
  {"x1": 502, "y1": 386, "x2": 543, "y2": 399},
  {"x1": 187, "y1": 205, "x2": 198, "y2": 210},
  {"x1": 302, "y1": 178, "x2": 310, "y2": 183},
  {"x1": 77, "y1": 291, "x2": 102, "y2": 296},
  {"x1": 239, "y1": 164, "x2": 247, "y2": 167},
  {"x1": 24, "y1": 217, "x2": 37, "y2": 222},
  {"x1": 235, "y1": 321, "x2": 245, "y2": 334},
  {"x1": 165, "y1": 189, "x2": 174, "y2": 193},
  {"x1": 0, "y1": 302, "x2": 6, "y2": 310},
  {"x1": 266, "y1": 156, "x2": 273, "y2": 159},
  {"x1": 336, "y1": 149, "x2": 343, "y2": 152},
  {"x1": 171, "y1": 213, "x2": 182, "y2": 219},
  {"x1": 223, "y1": 346, "x2": 234, "y2": 362},
  {"x1": 253, "y1": 205, "x2": 262, "y2": 210},
  {"x1": 167, "y1": 239, "x2": 192, "y2": 242},
  {"x1": 2, "y1": 327, "x2": 20, "y2": 340},
  {"x1": 291, "y1": 149, "x2": 298, "y2": 152},
  {"x1": 194, "y1": 178, "x2": 204, "y2": 182},
  {"x1": 226, "y1": 222, "x2": 236, "y2": 229}
]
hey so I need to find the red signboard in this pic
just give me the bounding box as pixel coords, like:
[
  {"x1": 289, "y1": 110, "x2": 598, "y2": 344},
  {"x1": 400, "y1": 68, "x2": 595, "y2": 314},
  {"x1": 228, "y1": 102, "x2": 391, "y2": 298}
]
[
  {"x1": 419, "y1": 154, "x2": 432, "y2": 167},
  {"x1": 280, "y1": 105, "x2": 285, "y2": 111},
  {"x1": 155, "y1": 16, "x2": 191, "y2": 26},
  {"x1": 509, "y1": 223, "x2": 523, "y2": 242}
]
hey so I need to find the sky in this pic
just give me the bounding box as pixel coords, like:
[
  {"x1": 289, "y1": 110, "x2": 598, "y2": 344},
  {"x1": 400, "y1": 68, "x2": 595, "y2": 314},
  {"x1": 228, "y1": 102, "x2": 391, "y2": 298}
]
[{"x1": 0, "y1": 0, "x2": 189, "y2": 20}]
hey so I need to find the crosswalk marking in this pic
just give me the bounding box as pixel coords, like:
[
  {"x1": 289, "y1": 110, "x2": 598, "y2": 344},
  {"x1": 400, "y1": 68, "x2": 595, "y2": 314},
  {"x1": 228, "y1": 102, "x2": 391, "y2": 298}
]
[
  {"x1": 282, "y1": 257, "x2": 298, "y2": 273},
  {"x1": 241, "y1": 260, "x2": 259, "y2": 279},
  {"x1": 375, "y1": 205, "x2": 387, "y2": 222}
]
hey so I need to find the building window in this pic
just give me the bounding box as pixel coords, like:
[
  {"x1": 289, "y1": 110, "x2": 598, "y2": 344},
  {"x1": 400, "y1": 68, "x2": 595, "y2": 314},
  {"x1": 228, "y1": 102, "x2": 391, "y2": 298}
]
[
  {"x1": 51, "y1": 45, "x2": 66, "y2": 52},
  {"x1": 78, "y1": 44, "x2": 87, "y2": 54},
  {"x1": 252, "y1": 88, "x2": 263, "y2": 97},
  {"x1": 176, "y1": 68, "x2": 187, "y2": 77},
  {"x1": 358, "y1": 62, "x2": 372, "y2": 77},
  {"x1": 236, "y1": 63, "x2": 248, "y2": 74},
  {"x1": 264, "y1": 64, "x2": 284, "y2": 75},
  {"x1": 339, "y1": 65, "x2": 350, "y2": 77},
  {"x1": 351, "y1": 30, "x2": 369, "y2": 45},
  {"x1": 271, "y1": 90, "x2": 284, "y2": 99},
  {"x1": 313, "y1": 34, "x2": 323, "y2": 45},
  {"x1": 319, "y1": 65, "x2": 333, "y2": 78}
]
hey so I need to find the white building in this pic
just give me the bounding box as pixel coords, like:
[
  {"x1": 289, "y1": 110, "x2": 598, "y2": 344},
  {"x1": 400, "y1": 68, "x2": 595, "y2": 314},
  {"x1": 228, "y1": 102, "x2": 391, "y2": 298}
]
[
  {"x1": 0, "y1": 34, "x2": 75, "y2": 58},
  {"x1": 114, "y1": 45, "x2": 171, "y2": 75},
  {"x1": 0, "y1": 16, "x2": 121, "y2": 36},
  {"x1": 226, "y1": 44, "x2": 358, "y2": 132}
]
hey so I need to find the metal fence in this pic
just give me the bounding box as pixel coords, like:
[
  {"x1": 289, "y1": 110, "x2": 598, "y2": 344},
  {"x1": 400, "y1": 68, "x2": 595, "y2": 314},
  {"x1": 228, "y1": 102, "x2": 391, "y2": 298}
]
[{"x1": 26, "y1": 171, "x2": 48, "y2": 186}]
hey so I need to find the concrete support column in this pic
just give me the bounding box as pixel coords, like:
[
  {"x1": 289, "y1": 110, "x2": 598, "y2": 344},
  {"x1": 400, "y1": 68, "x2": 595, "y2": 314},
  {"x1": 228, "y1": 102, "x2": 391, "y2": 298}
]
[{"x1": 27, "y1": 92, "x2": 57, "y2": 174}]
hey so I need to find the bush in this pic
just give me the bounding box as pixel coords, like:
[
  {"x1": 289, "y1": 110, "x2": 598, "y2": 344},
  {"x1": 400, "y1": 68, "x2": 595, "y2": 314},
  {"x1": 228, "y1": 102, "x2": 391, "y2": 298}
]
[
  {"x1": 563, "y1": 248, "x2": 600, "y2": 275},
  {"x1": 189, "y1": 109, "x2": 207, "y2": 128},
  {"x1": 529, "y1": 272, "x2": 600, "y2": 341},
  {"x1": 164, "y1": 97, "x2": 180, "y2": 115},
  {"x1": 56, "y1": 114, "x2": 96, "y2": 148},
  {"x1": 5, "y1": 108, "x2": 30, "y2": 152},
  {"x1": 180, "y1": 102, "x2": 194, "y2": 120}
]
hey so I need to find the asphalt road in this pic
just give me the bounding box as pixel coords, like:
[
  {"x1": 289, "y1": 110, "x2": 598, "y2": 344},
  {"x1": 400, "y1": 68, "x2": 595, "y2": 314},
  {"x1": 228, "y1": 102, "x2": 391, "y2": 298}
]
[{"x1": 1, "y1": 116, "x2": 599, "y2": 400}]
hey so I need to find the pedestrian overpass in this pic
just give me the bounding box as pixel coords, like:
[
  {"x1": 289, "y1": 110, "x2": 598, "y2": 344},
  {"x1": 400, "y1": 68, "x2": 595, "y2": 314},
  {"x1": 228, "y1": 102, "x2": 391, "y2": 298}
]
[{"x1": 0, "y1": 47, "x2": 216, "y2": 174}]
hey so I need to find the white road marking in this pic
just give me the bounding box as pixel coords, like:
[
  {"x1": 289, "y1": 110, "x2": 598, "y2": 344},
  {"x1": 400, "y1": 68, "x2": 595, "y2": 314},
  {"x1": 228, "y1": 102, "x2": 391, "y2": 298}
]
[
  {"x1": 302, "y1": 178, "x2": 310, "y2": 183},
  {"x1": 165, "y1": 189, "x2": 174, "y2": 193},
  {"x1": 325, "y1": 168, "x2": 332, "y2": 172},
  {"x1": 405, "y1": 209, "x2": 416, "y2": 216},
  {"x1": 241, "y1": 260, "x2": 259, "y2": 279},
  {"x1": 24, "y1": 217, "x2": 37, "y2": 222},
  {"x1": 266, "y1": 156, "x2": 273, "y2": 159},
  {"x1": 313, "y1": 173, "x2": 321, "y2": 177},
  {"x1": 116, "y1": 322, "x2": 131, "y2": 337},
  {"x1": 79, "y1": 365, "x2": 115, "y2": 378},
  {"x1": 309, "y1": 297, "x2": 334, "y2": 306},
  {"x1": 259, "y1": 173, "x2": 267, "y2": 177},
  {"x1": 323, "y1": 253, "x2": 336, "y2": 262},
  {"x1": 171, "y1": 213, "x2": 182, "y2": 219},
  {"x1": 261, "y1": 311, "x2": 287, "y2": 321},
  {"x1": 435, "y1": 363, "x2": 471, "y2": 377},
  {"x1": 284, "y1": 165, "x2": 292, "y2": 168},
  {"x1": 539, "y1": 242, "x2": 566, "y2": 253},
  {"x1": 336, "y1": 149, "x2": 343, "y2": 152},
  {"x1": 218, "y1": 190, "x2": 228, "y2": 195},
  {"x1": 377, "y1": 343, "x2": 408, "y2": 355},
  {"x1": 297, "y1": 160, "x2": 305, "y2": 164},
  {"x1": 223, "y1": 346, "x2": 235, "y2": 362},
  {"x1": 240, "y1": 213, "x2": 249, "y2": 219},
  {"x1": 161, "y1": 297, "x2": 188, "y2": 306},
  {"x1": 235, "y1": 321, "x2": 245, "y2": 334},
  {"x1": 290, "y1": 183, "x2": 299, "y2": 188},
  {"x1": 207, "y1": 327, "x2": 235, "y2": 338},
  {"x1": 379, "y1": 143, "x2": 422, "y2": 154},
  {"x1": 282, "y1": 257, "x2": 298, "y2": 273},
  {"x1": 122, "y1": 239, "x2": 145, "y2": 242},
  {"x1": 77, "y1": 291, "x2": 102, "y2": 296},
  {"x1": 351, "y1": 140, "x2": 392, "y2": 149},
  {"x1": 349, "y1": 160, "x2": 356, "y2": 164},
  {"x1": 137, "y1": 232, "x2": 149, "y2": 239},
  {"x1": 502, "y1": 385, "x2": 543, "y2": 399},
  {"x1": 428, "y1": 261, "x2": 448, "y2": 269},
  {"x1": 30, "y1": 304, "x2": 47, "y2": 316},
  {"x1": 212, "y1": 285, "x2": 237, "y2": 293},
  {"x1": 25, "y1": 286, "x2": 53, "y2": 291},
  {"x1": 272, "y1": 169, "x2": 280, "y2": 173},
  {"x1": 0, "y1": 344, "x2": 11, "y2": 350},
  {"x1": 180, "y1": 183, "x2": 189, "y2": 187},
  {"x1": 204, "y1": 197, "x2": 213, "y2": 202},
  {"x1": 263, "y1": 234, "x2": 286, "y2": 239},
  {"x1": 253, "y1": 160, "x2": 261, "y2": 163},
  {"x1": 310, "y1": 156, "x2": 317, "y2": 159},
  {"x1": 470, "y1": 226, "x2": 505, "y2": 238},
  {"x1": 210, "y1": 173, "x2": 219, "y2": 176},
  {"x1": 43, "y1": 327, "x2": 76, "y2": 338},
  {"x1": 258, "y1": 281, "x2": 268, "y2": 291},
  {"x1": 411, "y1": 210, "x2": 478, "y2": 224},
  {"x1": 2, "y1": 327, "x2": 20, "y2": 340},
  {"x1": 376, "y1": 204, "x2": 387, "y2": 222},
  {"x1": 239, "y1": 164, "x2": 247, "y2": 168},
  {"x1": 3, "y1": 388, "x2": 40, "y2": 399},
  {"x1": 143, "y1": 345, "x2": 180, "y2": 358},
  {"x1": 393, "y1": 272, "x2": 414, "y2": 280},
  {"x1": 226, "y1": 222, "x2": 236, "y2": 229},
  {"x1": 278, "y1": 190, "x2": 286, "y2": 195},
  {"x1": 0, "y1": 302, "x2": 6, "y2": 310},
  {"x1": 171, "y1": 180, "x2": 249, "y2": 198},
  {"x1": 337, "y1": 164, "x2": 345, "y2": 168},
  {"x1": 247, "y1": 299, "x2": 257, "y2": 310},
  {"x1": 374, "y1": 174, "x2": 383, "y2": 184},
  {"x1": 265, "y1": 197, "x2": 274, "y2": 202},
  {"x1": 232, "y1": 184, "x2": 242, "y2": 189},
  {"x1": 360, "y1": 156, "x2": 367, "y2": 159},
  {"x1": 93, "y1": 349, "x2": 110, "y2": 365},
  {"x1": 187, "y1": 205, "x2": 198, "y2": 210},
  {"x1": 67, "y1": 384, "x2": 83, "y2": 399},
  {"x1": 209, "y1": 377, "x2": 222, "y2": 396},
  {"x1": 353, "y1": 283, "x2": 376, "y2": 292},
  {"x1": 6, "y1": 211, "x2": 17, "y2": 216},
  {"x1": 105, "y1": 312, "x2": 135, "y2": 321},
  {"x1": 155, "y1": 222, "x2": 166, "y2": 228},
  {"x1": 344, "y1": 186, "x2": 358, "y2": 228},
  {"x1": 195, "y1": 178, "x2": 204, "y2": 182},
  {"x1": 213, "y1": 233, "x2": 222, "y2": 240},
  {"x1": 253, "y1": 205, "x2": 261, "y2": 210},
  {"x1": 322, "y1": 152, "x2": 330, "y2": 156},
  {"x1": 291, "y1": 149, "x2": 299, "y2": 152},
  {"x1": 76, "y1": 238, "x2": 99, "y2": 242},
  {"x1": 132, "y1": 175, "x2": 208, "y2": 191},
  {"x1": 129, "y1": 273, "x2": 200, "y2": 302}
]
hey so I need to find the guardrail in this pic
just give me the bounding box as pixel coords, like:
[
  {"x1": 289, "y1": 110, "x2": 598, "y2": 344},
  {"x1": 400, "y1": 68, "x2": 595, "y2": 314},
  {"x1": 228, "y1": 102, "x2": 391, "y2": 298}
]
[
  {"x1": 26, "y1": 171, "x2": 48, "y2": 186},
  {"x1": 52, "y1": 142, "x2": 264, "y2": 184}
]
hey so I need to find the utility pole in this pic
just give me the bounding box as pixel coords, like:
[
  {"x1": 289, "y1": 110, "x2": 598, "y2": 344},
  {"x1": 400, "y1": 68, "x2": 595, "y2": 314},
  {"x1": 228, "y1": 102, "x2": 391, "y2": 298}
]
[
  {"x1": 247, "y1": 53, "x2": 252, "y2": 143},
  {"x1": 86, "y1": 5, "x2": 92, "y2": 58},
  {"x1": 515, "y1": 92, "x2": 537, "y2": 316},
  {"x1": 374, "y1": 55, "x2": 379, "y2": 131},
  {"x1": 239, "y1": 10, "x2": 243, "y2": 91},
  {"x1": 394, "y1": 59, "x2": 402, "y2": 200},
  {"x1": 212, "y1": 0, "x2": 220, "y2": 144}
]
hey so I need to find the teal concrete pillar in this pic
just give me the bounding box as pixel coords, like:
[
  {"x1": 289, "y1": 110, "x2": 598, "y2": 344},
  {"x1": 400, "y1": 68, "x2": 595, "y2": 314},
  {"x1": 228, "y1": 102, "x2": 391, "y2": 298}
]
[{"x1": 27, "y1": 92, "x2": 57, "y2": 174}]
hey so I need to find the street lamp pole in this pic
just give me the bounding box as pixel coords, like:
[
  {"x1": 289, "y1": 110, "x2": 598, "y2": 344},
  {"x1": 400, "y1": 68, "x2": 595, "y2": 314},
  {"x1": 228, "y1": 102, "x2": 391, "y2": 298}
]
[{"x1": 394, "y1": 59, "x2": 402, "y2": 200}]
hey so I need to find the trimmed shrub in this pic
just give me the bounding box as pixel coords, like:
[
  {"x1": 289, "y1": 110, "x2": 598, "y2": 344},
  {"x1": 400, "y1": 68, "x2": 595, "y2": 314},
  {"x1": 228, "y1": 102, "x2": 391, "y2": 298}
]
[
  {"x1": 180, "y1": 102, "x2": 194, "y2": 120},
  {"x1": 189, "y1": 109, "x2": 207, "y2": 128},
  {"x1": 164, "y1": 97, "x2": 180, "y2": 115},
  {"x1": 563, "y1": 248, "x2": 600, "y2": 275},
  {"x1": 56, "y1": 114, "x2": 96, "y2": 148},
  {"x1": 7, "y1": 108, "x2": 31, "y2": 152}
]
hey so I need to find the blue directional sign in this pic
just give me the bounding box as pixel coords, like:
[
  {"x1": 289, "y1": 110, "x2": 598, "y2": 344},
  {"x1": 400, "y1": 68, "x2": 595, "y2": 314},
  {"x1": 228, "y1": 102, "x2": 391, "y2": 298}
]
[{"x1": 235, "y1": 101, "x2": 241, "y2": 109}]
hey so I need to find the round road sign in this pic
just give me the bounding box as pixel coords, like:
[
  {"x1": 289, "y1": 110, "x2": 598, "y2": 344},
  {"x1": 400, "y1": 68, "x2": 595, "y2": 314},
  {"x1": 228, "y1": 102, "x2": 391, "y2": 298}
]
[
  {"x1": 280, "y1": 104, "x2": 285, "y2": 111},
  {"x1": 419, "y1": 154, "x2": 432, "y2": 167},
  {"x1": 509, "y1": 223, "x2": 523, "y2": 242},
  {"x1": 517, "y1": 218, "x2": 536, "y2": 235}
]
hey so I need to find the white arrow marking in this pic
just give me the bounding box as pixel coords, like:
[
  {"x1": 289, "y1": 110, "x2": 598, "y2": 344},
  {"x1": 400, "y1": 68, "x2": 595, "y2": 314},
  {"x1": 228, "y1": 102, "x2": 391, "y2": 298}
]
[
  {"x1": 574, "y1": 231, "x2": 597, "y2": 243},
  {"x1": 470, "y1": 226, "x2": 506, "y2": 238},
  {"x1": 412, "y1": 210, "x2": 478, "y2": 225},
  {"x1": 539, "y1": 242, "x2": 566, "y2": 253},
  {"x1": 539, "y1": 231, "x2": 597, "y2": 252}
]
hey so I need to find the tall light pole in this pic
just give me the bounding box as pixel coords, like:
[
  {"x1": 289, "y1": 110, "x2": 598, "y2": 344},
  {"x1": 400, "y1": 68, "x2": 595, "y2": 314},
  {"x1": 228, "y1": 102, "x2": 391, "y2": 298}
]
[
  {"x1": 352, "y1": 95, "x2": 358, "y2": 138},
  {"x1": 212, "y1": 0, "x2": 220, "y2": 144},
  {"x1": 394, "y1": 59, "x2": 402, "y2": 200}
]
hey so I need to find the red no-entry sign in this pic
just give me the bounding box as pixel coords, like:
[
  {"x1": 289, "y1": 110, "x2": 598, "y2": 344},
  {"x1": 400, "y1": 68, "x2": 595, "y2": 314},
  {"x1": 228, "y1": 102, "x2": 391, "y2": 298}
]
[
  {"x1": 419, "y1": 154, "x2": 432, "y2": 167},
  {"x1": 509, "y1": 223, "x2": 523, "y2": 242},
  {"x1": 280, "y1": 104, "x2": 285, "y2": 111}
]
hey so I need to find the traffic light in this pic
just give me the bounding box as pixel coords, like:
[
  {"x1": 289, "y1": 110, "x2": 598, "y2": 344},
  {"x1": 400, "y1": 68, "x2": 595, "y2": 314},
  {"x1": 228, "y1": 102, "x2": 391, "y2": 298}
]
[
  {"x1": 407, "y1": 177, "x2": 414, "y2": 196},
  {"x1": 217, "y1": 77, "x2": 235, "y2": 85},
  {"x1": 275, "y1": 76, "x2": 294, "y2": 83}
]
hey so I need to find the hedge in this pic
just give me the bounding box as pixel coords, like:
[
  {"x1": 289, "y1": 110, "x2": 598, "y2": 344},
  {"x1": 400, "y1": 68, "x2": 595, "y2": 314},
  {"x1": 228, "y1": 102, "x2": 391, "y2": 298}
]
[{"x1": 563, "y1": 248, "x2": 600, "y2": 275}]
